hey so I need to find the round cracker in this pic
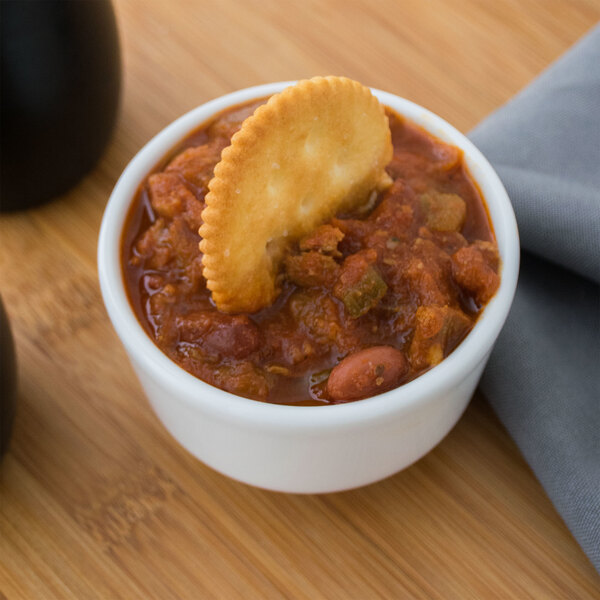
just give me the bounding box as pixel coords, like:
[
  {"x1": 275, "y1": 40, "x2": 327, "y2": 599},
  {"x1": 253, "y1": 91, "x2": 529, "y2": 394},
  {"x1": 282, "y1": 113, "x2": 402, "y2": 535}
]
[{"x1": 199, "y1": 76, "x2": 392, "y2": 313}]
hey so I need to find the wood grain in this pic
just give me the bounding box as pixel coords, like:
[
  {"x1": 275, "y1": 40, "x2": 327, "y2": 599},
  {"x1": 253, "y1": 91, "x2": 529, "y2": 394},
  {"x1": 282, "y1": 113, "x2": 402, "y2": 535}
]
[{"x1": 1, "y1": 1, "x2": 599, "y2": 597}]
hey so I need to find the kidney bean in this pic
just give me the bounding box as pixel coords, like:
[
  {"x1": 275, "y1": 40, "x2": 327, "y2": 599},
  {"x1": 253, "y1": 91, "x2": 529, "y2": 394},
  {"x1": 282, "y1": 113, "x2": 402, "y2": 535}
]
[
  {"x1": 327, "y1": 346, "x2": 408, "y2": 402},
  {"x1": 177, "y1": 311, "x2": 259, "y2": 359}
]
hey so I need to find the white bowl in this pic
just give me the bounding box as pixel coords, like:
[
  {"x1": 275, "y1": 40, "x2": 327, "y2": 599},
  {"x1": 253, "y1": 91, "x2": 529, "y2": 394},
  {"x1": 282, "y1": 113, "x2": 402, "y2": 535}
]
[{"x1": 98, "y1": 82, "x2": 519, "y2": 493}]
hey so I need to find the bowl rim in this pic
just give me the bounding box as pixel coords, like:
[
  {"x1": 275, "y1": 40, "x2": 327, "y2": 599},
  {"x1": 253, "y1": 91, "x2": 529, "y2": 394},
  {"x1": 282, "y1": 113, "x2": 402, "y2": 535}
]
[{"x1": 98, "y1": 80, "x2": 519, "y2": 431}]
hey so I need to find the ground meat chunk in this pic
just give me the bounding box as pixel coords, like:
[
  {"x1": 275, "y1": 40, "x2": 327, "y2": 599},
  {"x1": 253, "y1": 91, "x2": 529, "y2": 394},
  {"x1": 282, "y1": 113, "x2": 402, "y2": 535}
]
[
  {"x1": 370, "y1": 200, "x2": 414, "y2": 241},
  {"x1": 165, "y1": 140, "x2": 225, "y2": 192},
  {"x1": 393, "y1": 238, "x2": 455, "y2": 306},
  {"x1": 135, "y1": 216, "x2": 200, "y2": 273},
  {"x1": 168, "y1": 219, "x2": 201, "y2": 268},
  {"x1": 285, "y1": 252, "x2": 340, "y2": 287},
  {"x1": 362, "y1": 229, "x2": 396, "y2": 260},
  {"x1": 299, "y1": 224, "x2": 344, "y2": 255},
  {"x1": 408, "y1": 306, "x2": 472, "y2": 370},
  {"x1": 452, "y1": 244, "x2": 500, "y2": 305},
  {"x1": 288, "y1": 290, "x2": 344, "y2": 348},
  {"x1": 134, "y1": 218, "x2": 171, "y2": 268},
  {"x1": 135, "y1": 216, "x2": 205, "y2": 296},
  {"x1": 261, "y1": 317, "x2": 319, "y2": 365},
  {"x1": 148, "y1": 172, "x2": 203, "y2": 230},
  {"x1": 386, "y1": 152, "x2": 431, "y2": 183},
  {"x1": 331, "y1": 217, "x2": 372, "y2": 255},
  {"x1": 473, "y1": 240, "x2": 500, "y2": 271},
  {"x1": 418, "y1": 227, "x2": 468, "y2": 255},
  {"x1": 176, "y1": 311, "x2": 259, "y2": 359},
  {"x1": 428, "y1": 140, "x2": 461, "y2": 172},
  {"x1": 370, "y1": 179, "x2": 416, "y2": 230}
]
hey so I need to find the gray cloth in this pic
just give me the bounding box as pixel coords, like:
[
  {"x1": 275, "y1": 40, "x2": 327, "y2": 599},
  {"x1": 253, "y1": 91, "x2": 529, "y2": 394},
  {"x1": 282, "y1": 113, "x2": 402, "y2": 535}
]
[{"x1": 469, "y1": 25, "x2": 600, "y2": 571}]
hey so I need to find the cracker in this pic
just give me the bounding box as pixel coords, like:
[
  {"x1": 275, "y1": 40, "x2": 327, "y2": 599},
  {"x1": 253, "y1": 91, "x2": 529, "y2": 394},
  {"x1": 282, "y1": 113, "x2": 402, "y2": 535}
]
[{"x1": 199, "y1": 76, "x2": 393, "y2": 313}]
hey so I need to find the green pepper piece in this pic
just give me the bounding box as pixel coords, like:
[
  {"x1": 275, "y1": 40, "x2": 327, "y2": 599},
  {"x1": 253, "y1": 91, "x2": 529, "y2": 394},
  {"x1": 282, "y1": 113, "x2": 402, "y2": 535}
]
[{"x1": 342, "y1": 266, "x2": 387, "y2": 318}]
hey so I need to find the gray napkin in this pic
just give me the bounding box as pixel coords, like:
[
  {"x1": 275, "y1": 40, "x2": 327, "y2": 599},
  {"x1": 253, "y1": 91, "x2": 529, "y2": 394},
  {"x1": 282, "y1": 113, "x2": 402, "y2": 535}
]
[{"x1": 469, "y1": 25, "x2": 600, "y2": 570}]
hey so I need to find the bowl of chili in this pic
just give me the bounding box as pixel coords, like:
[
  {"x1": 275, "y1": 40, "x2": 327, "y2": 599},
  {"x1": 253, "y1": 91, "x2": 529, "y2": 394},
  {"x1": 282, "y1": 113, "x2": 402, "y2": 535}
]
[{"x1": 98, "y1": 81, "x2": 519, "y2": 493}]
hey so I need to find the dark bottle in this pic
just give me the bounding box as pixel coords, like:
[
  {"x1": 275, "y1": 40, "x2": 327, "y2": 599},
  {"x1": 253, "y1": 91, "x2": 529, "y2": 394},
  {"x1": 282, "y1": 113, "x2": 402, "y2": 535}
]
[
  {"x1": 1, "y1": 0, "x2": 121, "y2": 211},
  {"x1": 0, "y1": 296, "x2": 17, "y2": 458}
]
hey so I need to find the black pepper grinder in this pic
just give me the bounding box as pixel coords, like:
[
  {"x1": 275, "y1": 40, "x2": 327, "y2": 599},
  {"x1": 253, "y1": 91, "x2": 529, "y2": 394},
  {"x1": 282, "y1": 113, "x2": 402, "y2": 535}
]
[{"x1": 0, "y1": 0, "x2": 121, "y2": 211}]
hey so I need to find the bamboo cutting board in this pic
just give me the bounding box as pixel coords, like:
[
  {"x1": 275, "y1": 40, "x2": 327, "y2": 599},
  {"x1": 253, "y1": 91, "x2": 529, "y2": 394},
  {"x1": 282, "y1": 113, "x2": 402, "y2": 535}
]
[{"x1": 1, "y1": 1, "x2": 599, "y2": 597}]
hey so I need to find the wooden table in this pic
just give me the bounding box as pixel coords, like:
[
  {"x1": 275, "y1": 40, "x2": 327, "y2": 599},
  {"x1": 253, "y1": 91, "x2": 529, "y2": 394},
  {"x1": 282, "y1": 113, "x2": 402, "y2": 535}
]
[{"x1": 1, "y1": 1, "x2": 599, "y2": 597}]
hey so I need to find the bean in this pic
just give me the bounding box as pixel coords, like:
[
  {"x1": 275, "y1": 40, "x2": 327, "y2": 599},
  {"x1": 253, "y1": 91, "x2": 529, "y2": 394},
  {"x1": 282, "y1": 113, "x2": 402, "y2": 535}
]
[
  {"x1": 177, "y1": 311, "x2": 259, "y2": 359},
  {"x1": 327, "y1": 346, "x2": 408, "y2": 402}
]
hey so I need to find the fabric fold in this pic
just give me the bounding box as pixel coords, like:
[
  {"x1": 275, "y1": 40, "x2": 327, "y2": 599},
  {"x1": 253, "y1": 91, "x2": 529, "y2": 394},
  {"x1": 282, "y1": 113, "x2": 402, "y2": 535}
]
[{"x1": 468, "y1": 25, "x2": 600, "y2": 570}]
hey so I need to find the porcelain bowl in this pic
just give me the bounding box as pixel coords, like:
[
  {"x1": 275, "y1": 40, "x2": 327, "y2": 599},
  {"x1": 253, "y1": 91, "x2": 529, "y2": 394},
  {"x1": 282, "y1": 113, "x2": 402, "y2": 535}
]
[{"x1": 98, "y1": 81, "x2": 519, "y2": 493}]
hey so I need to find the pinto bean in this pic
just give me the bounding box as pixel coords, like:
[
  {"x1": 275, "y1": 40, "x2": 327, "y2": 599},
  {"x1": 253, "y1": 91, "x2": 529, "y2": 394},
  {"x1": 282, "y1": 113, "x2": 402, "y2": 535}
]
[
  {"x1": 451, "y1": 245, "x2": 500, "y2": 305},
  {"x1": 327, "y1": 346, "x2": 408, "y2": 402}
]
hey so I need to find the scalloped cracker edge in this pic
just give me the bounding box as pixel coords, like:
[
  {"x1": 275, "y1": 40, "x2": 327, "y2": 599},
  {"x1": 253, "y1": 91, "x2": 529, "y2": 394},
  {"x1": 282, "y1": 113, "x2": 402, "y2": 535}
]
[{"x1": 199, "y1": 76, "x2": 393, "y2": 313}]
